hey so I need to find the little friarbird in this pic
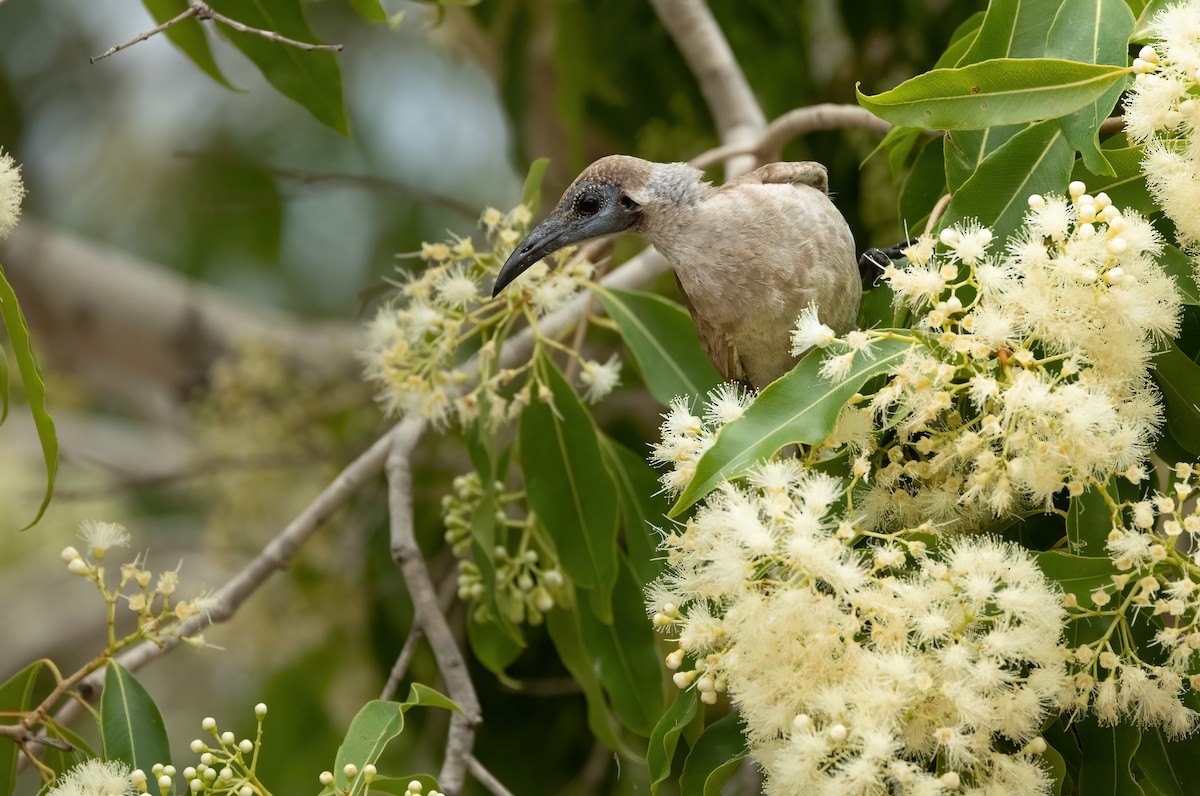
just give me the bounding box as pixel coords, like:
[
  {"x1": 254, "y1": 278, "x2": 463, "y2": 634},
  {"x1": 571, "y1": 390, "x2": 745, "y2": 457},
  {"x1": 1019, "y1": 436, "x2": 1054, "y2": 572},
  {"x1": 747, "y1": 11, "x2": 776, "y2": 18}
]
[{"x1": 492, "y1": 155, "x2": 862, "y2": 390}]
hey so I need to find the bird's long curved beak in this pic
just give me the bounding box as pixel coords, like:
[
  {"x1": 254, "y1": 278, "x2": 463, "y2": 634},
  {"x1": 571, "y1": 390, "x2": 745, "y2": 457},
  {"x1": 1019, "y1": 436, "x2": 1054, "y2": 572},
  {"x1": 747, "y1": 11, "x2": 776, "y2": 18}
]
[{"x1": 492, "y1": 216, "x2": 569, "y2": 297}]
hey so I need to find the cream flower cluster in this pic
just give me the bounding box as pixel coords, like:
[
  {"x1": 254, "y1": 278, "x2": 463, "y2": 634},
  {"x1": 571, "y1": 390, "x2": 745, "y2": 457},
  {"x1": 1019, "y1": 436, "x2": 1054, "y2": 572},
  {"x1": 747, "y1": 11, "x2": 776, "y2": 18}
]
[
  {"x1": 1124, "y1": 1, "x2": 1200, "y2": 248},
  {"x1": 0, "y1": 147, "x2": 24, "y2": 239},
  {"x1": 1055, "y1": 461, "x2": 1200, "y2": 738},
  {"x1": 829, "y1": 190, "x2": 1178, "y2": 531},
  {"x1": 649, "y1": 471, "x2": 1068, "y2": 795},
  {"x1": 649, "y1": 384, "x2": 753, "y2": 495},
  {"x1": 361, "y1": 205, "x2": 618, "y2": 430}
]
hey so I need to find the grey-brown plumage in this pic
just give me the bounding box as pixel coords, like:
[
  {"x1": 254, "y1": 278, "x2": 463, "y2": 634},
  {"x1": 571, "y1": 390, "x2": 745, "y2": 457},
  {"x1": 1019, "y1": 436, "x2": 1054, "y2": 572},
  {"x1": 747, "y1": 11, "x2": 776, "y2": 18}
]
[{"x1": 493, "y1": 155, "x2": 862, "y2": 389}]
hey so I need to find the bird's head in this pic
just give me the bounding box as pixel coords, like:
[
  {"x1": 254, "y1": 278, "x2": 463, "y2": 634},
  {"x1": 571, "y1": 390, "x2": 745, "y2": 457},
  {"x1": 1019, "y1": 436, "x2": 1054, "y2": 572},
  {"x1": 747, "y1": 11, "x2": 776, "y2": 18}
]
[{"x1": 492, "y1": 155, "x2": 679, "y2": 297}]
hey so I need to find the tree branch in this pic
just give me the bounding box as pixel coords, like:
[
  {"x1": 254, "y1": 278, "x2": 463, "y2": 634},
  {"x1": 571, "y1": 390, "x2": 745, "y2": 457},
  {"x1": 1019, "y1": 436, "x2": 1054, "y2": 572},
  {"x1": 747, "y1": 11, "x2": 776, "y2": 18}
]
[
  {"x1": 90, "y1": 5, "x2": 200, "y2": 63},
  {"x1": 466, "y1": 755, "x2": 515, "y2": 796},
  {"x1": 649, "y1": 0, "x2": 766, "y2": 176},
  {"x1": 387, "y1": 424, "x2": 482, "y2": 796}
]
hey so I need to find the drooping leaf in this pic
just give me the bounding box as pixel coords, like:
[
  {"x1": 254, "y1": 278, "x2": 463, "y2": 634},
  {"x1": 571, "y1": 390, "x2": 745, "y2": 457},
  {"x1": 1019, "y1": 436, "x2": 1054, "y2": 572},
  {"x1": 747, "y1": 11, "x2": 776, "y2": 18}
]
[
  {"x1": 545, "y1": 603, "x2": 635, "y2": 757},
  {"x1": 600, "y1": 435, "x2": 668, "y2": 587},
  {"x1": 960, "y1": 0, "x2": 1067, "y2": 63},
  {"x1": 521, "y1": 355, "x2": 619, "y2": 621},
  {"x1": 206, "y1": 0, "x2": 347, "y2": 134},
  {"x1": 856, "y1": 59, "x2": 1129, "y2": 131},
  {"x1": 1046, "y1": 0, "x2": 1135, "y2": 175},
  {"x1": 672, "y1": 337, "x2": 915, "y2": 515},
  {"x1": 1071, "y1": 145, "x2": 1153, "y2": 214},
  {"x1": 0, "y1": 660, "x2": 52, "y2": 795},
  {"x1": 0, "y1": 263, "x2": 57, "y2": 529},
  {"x1": 594, "y1": 287, "x2": 722, "y2": 405},
  {"x1": 649, "y1": 690, "x2": 700, "y2": 795},
  {"x1": 1043, "y1": 739, "x2": 1070, "y2": 796},
  {"x1": 679, "y1": 711, "x2": 748, "y2": 796},
  {"x1": 938, "y1": 120, "x2": 1075, "y2": 244},
  {"x1": 1035, "y1": 552, "x2": 1119, "y2": 600},
  {"x1": 1136, "y1": 727, "x2": 1200, "y2": 796},
  {"x1": 1075, "y1": 718, "x2": 1142, "y2": 794},
  {"x1": 1065, "y1": 484, "x2": 1116, "y2": 555},
  {"x1": 1153, "y1": 341, "x2": 1200, "y2": 455},
  {"x1": 937, "y1": 11, "x2": 984, "y2": 68},
  {"x1": 100, "y1": 661, "x2": 171, "y2": 772},
  {"x1": 576, "y1": 558, "x2": 664, "y2": 738},
  {"x1": 1158, "y1": 244, "x2": 1200, "y2": 306},
  {"x1": 898, "y1": 136, "x2": 946, "y2": 231},
  {"x1": 141, "y1": 0, "x2": 236, "y2": 88},
  {"x1": 943, "y1": 124, "x2": 1028, "y2": 194}
]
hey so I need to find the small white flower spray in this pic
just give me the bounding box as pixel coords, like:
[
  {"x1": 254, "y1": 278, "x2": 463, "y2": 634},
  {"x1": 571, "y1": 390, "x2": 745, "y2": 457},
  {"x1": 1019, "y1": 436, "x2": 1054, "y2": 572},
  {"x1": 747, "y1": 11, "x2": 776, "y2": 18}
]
[{"x1": 0, "y1": 148, "x2": 25, "y2": 240}]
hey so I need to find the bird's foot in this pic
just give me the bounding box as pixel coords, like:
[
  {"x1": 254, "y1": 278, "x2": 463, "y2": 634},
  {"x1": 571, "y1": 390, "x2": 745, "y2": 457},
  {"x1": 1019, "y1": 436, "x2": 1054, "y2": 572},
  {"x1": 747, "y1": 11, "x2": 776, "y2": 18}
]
[{"x1": 858, "y1": 238, "x2": 918, "y2": 287}]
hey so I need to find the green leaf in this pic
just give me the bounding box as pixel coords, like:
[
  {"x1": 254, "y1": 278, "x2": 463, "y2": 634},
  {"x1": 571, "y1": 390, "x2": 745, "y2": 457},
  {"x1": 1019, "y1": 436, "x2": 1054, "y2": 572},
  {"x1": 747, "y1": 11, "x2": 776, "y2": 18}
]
[
  {"x1": 671, "y1": 336, "x2": 915, "y2": 516},
  {"x1": 100, "y1": 661, "x2": 171, "y2": 772},
  {"x1": 545, "y1": 603, "x2": 635, "y2": 757},
  {"x1": 1035, "y1": 551, "x2": 1118, "y2": 600},
  {"x1": 141, "y1": 0, "x2": 236, "y2": 88},
  {"x1": 856, "y1": 59, "x2": 1129, "y2": 131},
  {"x1": 520, "y1": 355, "x2": 620, "y2": 620},
  {"x1": 1075, "y1": 718, "x2": 1143, "y2": 794},
  {"x1": 1071, "y1": 145, "x2": 1153, "y2": 215},
  {"x1": 601, "y1": 436, "x2": 668, "y2": 587},
  {"x1": 936, "y1": 11, "x2": 984, "y2": 69},
  {"x1": 521, "y1": 157, "x2": 550, "y2": 215},
  {"x1": 333, "y1": 685, "x2": 459, "y2": 794},
  {"x1": 1043, "y1": 739, "x2": 1070, "y2": 796},
  {"x1": 347, "y1": 0, "x2": 386, "y2": 21},
  {"x1": 1065, "y1": 484, "x2": 1116, "y2": 555},
  {"x1": 1133, "y1": 0, "x2": 1173, "y2": 41},
  {"x1": 1153, "y1": 341, "x2": 1200, "y2": 455},
  {"x1": 0, "y1": 345, "x2": 8, "y2": 426},
  {"x1": 0, "y1": 263, "x2": 57, "y2": 529},
  {"x1": 1046, "y1": 0, "x2": 1135, "y2": 176},
  {"x1": 1158, "y1": 245, "x2": 1200, "y2": 306},
  {"x1": 649, "y1": 690, "x2": 700, "y2": 795},
  {"x1": 943, "y1": 124, "x2": 1028, "y2": 193},
  {"x1": 576, "y1": 558, "x2": 664, "y2": 738},
  {"x1": 960, "y1": 0, "x2": 1066, "y2": 63},
  {"x1": 898, "y1": 136, "x2": 946, "y2": 231},
  {"x1": 0, "y1": 660, "x2": 52, "y2": 795},
  {"x1": 939, "y1": 120, "x2": 1075, "y2": 244},
  {"x1": 364, "y1": 775, "x2": 442, "y2": 795},
  {"x1": 680, "y1": 711, "x2": 748, "y2": 796},
  {"x1": 594, "y1": 287, "x2": 722, "y2": 405},
  {"x1": 207, "y1": 0, "x2": 347, "y2": 134},
  {"x1": 1136, "y1": 727, "x2": 1200, "y2": 796}
]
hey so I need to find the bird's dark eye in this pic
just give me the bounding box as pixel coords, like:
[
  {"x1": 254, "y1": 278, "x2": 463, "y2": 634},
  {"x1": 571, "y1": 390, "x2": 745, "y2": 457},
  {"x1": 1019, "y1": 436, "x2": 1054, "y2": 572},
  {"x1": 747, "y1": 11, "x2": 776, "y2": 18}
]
[
  {"x1": 619, "y1": 194, "x2": 638, "y2": 210},
  {"x1": 577, "y1": 193, "x2": 601, "y2": 216}
]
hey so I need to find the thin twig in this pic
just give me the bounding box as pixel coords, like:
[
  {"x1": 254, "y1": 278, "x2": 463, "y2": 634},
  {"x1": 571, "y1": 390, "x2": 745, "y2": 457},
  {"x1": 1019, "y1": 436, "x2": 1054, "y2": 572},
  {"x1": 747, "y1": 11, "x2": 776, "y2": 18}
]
[
  {"x1": 563, "y1": 240, "x2": 615, "y2": 380},
  {"x1": 379, "y1": 571, "x2": 459, "y2": 701},
  {"x1": 466, "y1": 755, "x2": 515, "y2": 796},
  {"x1": 90, "y1": 5, "x2": 200, "y2": 63},
  {"x1": 924, "y1": 194, "x2": 953, "y2": 236},
  {"x1": 0, "y1": 725, "x2": 72, "y2": 751},
  {"x1": 387, "y1": 424, "x2": 482, "y2": 795},
  {"x1": 650, "y1": 0, "x2": 766, "y2": 176},
  {"x1": 691, "y1": 104, "x2": 892, "y2": 170},
  {"x1": 195, "y1": 2, "x2": 343, "y2": 52}
]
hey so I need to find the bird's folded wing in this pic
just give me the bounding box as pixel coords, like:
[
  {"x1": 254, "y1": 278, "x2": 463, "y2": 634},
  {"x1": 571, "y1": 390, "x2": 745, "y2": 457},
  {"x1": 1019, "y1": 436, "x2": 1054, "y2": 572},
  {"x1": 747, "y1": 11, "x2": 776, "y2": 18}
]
[
  {"x1": 723, "y1": 161, "x2": 829, "y2": 195},
  {"x1": 674, "y1": 272, "x2": 747, "y2": 386}
]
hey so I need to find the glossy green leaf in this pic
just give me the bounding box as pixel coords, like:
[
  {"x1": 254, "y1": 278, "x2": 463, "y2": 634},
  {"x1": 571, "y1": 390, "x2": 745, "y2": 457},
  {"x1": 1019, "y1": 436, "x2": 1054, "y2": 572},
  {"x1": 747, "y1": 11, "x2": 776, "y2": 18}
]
[
  {"x1": 937, "y1": 11, "x2": 984, "y2": 68},
  {"x1": 1133, "y1": 0, "x2": 1173, "y2": 41},
  {"x1": 332, "y1": 685, "x2": 460, "y2": 794},
  {"x1": 1158, "y1": 245, "x2": 1200, "y2": 306},
  {"x1": 577, "y1": 559, "x2": 664, "y2": 738},
  {"x1": 142, "y1": 0, "x2": 236, "y2": 88},
  {"x1": 100, "y1": 661, "x2": 171, "y2": 772},
  {"x1": 0, "y1": 660, "x2": 51, "y2": 795},
  {"x1": 680, "y1": 711, "x2": 748, "y2": 796},
  {"x1": 1071, "y1": 145, "x2": 1153, "y2": 215},
  {"x1": 595, "y1": 287, "x2": 722, "y2": 405},
  {"x1": 545, "y1": 604, "x2": 634, "y2": 757},
  {"x1": 1065, "y1": 484, "x2": 1115, "y2": 555},
  {"x1": 521, "y1": 157, "x2": 550, "y2": 215},
  {"x1": 939, "y1": 120, "x2": 1074, "y2": 244},
  {"x1": 521, "y1": 355, "x2": 620, "y2": 620},
  {"x1": 1136, "y1": 727, "x2": 1200, "y2": 796},
  {"x1": 1046, "y1": 0, "x2": 1135, "y2": 175},
  {"x1": 1075, "y1": 718, "x2": 1142, "y2": 794},
  {"x1": 864, "y1": 125, "x2": 921, "y2": 178},
  {"x1": 347, "y1": 0, "x2": 386, "y2": 21},
  {"x1": 960, "y1": 0, "x2": 1066, "y2": 63},
  {"x1": 649, "y1": 690, "x2": 700, "y2": 795},
  {"x1": 207, "y1": 0, "x2": 347, "y2": 134},
  {"x1": 1035, "y1": 552, "x2": 1118, "y2": 600},
  {"x1": 601, "y1": 436, "x2": 667, "y2": 587},
  {"x1": 1043, "y1": 739, "x2": 1069, "y2": 796},
  {"x1": 364, "y1": 775, "x2": 442, "y2": 795},
  {"x1": 857, "y1": 59, "x2": 1129, "y2": 131},
  {"x1": 1153, "y1": 341, "x2": 1200, "y2": 455},
  {"x1": 672, "y1": 336, "x2": 915, "y2": 515},
  {"x1": 0, "y1": 263, "x2": 57, "y2": 529},
  {"x1": 943, "y1": 124, "x2": 1028, "y2": 193},
  {"x1": 898, "y1": 136, "x2": 946, "y2": 231}
]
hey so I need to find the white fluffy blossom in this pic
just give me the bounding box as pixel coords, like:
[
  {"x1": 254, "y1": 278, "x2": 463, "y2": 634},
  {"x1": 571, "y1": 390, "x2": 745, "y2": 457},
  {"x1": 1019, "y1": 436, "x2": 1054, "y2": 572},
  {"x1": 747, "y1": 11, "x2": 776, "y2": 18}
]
[
  {"x1": 0, "y1": 148, "x2": 24, "y2": 239},
  {"x1": 47, "y1": 759, "x2": 134, "y2": 796},
  {"x1": 578, "y1": 354, "x2": 622, "y2": 403}
]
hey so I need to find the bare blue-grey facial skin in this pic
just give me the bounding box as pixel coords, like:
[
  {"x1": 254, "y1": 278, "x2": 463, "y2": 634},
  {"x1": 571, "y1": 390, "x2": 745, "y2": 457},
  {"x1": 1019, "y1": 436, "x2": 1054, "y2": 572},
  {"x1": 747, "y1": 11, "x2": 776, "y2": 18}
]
[{"x1": 491, "y1": 181, "x2": 641, "y2": 297}]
